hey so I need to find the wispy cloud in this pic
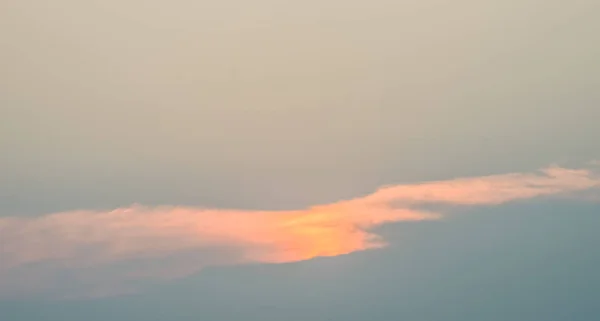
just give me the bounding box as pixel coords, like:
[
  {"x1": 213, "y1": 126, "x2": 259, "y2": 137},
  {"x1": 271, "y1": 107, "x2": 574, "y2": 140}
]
[{"x1": 0, "y1": 164, "x2": 598, "y2": 298}]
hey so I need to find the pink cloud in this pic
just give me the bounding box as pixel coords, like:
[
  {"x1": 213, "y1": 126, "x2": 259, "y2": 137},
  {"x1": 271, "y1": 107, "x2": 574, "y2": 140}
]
[{"x1": 0, "y1": 164, "x2": 598, "y2": 298}]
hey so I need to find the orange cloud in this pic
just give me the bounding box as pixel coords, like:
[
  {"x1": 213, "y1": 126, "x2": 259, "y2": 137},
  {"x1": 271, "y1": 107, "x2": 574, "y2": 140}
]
[{"x1": 0, "y1": 164, "x2": 598, "y2": 298}]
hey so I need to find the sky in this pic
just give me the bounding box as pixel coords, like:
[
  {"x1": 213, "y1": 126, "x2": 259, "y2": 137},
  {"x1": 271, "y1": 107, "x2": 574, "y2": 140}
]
[{"x1": 1, "y1": 0, "x2": 600, "y2": 320}]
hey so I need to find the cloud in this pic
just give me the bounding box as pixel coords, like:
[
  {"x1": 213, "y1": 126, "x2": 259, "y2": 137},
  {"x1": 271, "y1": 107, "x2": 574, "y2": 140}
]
[{"x1": 0, "y1": 164, "x2": 598, "y2": 299}]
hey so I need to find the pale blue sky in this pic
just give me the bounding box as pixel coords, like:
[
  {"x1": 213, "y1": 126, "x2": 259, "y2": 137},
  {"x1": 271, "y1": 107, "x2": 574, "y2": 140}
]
[{"x1": 1, "y1": 0, "x2": 599, "y2": 320}]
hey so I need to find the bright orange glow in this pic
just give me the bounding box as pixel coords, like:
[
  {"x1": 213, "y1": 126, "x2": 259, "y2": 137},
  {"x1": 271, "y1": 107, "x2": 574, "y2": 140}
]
[{"x1": 0, "y1": 164, "x2": 598, "y2": 298}]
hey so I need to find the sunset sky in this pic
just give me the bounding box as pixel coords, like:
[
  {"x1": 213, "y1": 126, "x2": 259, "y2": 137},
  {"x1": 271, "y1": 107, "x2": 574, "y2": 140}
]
[{"x1": 1, "y1": 0, "x2": 600, "y2": 320}]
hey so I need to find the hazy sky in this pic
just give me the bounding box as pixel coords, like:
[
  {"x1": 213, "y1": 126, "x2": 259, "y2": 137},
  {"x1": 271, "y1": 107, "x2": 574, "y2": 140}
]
[{"x1": 1, "y1": 0, "x2": 600, "y2": 320}]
